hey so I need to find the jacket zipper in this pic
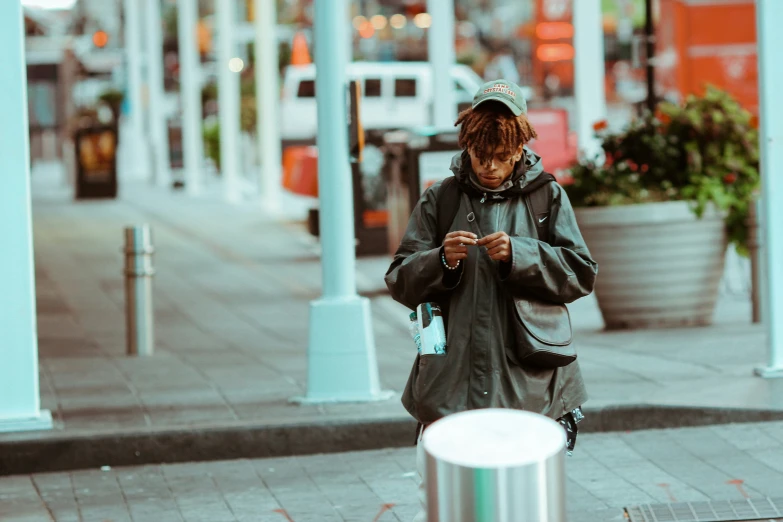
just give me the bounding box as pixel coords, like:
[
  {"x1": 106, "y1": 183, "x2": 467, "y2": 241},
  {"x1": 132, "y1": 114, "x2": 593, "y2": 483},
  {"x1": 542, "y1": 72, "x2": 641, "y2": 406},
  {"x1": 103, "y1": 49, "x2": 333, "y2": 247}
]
[
  {"x1": 469, "y1": 196, "x2": 499, "y2": 405},
  {"x1": 468, "y1": 195, "x2": 483, "y2": 409},
  {"x1": 484, "y1": 202, "x2": 502, "y2": 403}
]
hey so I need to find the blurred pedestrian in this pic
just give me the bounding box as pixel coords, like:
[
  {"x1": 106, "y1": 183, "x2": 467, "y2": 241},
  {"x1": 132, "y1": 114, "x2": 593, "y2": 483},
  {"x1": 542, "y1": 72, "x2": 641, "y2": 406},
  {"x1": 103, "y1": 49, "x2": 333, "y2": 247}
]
[{"x1": 384, "y1": 80, "x2": 597, "y2": 521}]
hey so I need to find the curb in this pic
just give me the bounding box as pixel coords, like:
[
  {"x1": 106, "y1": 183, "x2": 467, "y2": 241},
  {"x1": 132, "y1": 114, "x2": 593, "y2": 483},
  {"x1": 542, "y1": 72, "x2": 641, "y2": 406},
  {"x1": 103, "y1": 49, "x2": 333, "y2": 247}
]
[{"x1": 2, "y1": 406, "x2": 783, "y2": 476}]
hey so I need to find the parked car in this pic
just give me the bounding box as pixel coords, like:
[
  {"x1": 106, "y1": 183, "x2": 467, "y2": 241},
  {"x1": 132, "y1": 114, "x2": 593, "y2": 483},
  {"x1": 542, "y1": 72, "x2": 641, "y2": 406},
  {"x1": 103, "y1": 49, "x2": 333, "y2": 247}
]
[{"x1": 279, "y1": 61, "x2": 533, "y2": 141}]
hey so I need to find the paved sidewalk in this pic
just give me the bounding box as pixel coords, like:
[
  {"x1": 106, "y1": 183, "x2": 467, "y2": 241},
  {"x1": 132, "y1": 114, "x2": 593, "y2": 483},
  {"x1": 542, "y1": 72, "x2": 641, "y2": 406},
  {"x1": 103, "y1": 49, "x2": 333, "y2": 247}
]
[
  {"x1": 3, "y1": 422, "x2": 783, "y2": 522},
  {"x1": 3, "y1": 177, "x2": 782, "y2": 473}
]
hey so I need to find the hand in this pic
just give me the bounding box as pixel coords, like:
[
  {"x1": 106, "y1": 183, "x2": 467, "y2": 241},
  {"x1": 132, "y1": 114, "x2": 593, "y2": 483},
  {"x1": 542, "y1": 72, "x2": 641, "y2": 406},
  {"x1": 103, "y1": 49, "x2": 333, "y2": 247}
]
[
  {"x1": 478, "y1": 232, "x2": 512, "y2": 263},
  {"x1": 442, "y1": 230, "x2": 477, "y2": 267}
]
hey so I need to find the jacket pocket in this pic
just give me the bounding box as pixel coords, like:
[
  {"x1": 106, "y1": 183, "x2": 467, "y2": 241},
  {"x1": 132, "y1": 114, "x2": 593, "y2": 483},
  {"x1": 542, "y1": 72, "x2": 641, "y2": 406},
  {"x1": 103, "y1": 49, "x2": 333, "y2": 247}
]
[
  {"x1": 508, "y1": 297, "x2": 576, "y2": 368},
  {"x1": 411, "y1": 354, "x2": 450, "y2": 425}
]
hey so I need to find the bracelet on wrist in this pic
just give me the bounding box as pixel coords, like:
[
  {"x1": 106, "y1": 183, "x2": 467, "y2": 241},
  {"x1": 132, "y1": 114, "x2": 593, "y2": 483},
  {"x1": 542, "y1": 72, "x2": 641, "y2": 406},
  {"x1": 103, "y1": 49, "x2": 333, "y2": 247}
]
[{"x1": 441, "y1": 250, "x2": 460, "y2": 270}]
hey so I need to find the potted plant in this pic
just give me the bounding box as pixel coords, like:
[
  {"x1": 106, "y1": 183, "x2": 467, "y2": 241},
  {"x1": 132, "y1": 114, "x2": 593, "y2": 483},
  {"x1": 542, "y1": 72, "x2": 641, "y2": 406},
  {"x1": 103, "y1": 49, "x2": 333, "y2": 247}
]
[
  {"x1": 565, "y1": 87, "x2": 760, "y2": 329},
  {"x1": 98, "y1": 89, "x2": 124, "y2": 127}
]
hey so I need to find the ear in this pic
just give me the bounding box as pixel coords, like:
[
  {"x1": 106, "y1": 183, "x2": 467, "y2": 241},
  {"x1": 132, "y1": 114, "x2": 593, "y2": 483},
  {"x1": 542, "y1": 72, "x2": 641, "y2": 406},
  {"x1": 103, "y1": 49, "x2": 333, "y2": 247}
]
[{"x1": 513, "y1": 144, "x2": 524, "y2": 161}]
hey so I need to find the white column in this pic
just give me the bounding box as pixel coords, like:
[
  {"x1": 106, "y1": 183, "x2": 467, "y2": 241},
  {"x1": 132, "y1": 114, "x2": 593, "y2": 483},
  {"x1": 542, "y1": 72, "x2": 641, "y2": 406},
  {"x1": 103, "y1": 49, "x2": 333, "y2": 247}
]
[
  {"x1": 178, "y1": 0, "x2": 204, "y2": 196},
  {"x1": 754, "y1": 0, "x2": 783, "y2": 378},
  {"x1": 573, "y1": 0, "x2": 608, "y2": 159},
  {"x1": 255, "y1": 0, "x2": 282, "y2": 213},
  {"x1": 427, "y1": 0, "x2": 457, "y2": 130},
  {"x1": 217, "y1": 0, "x2": 242, "y2": 203},
  {"x1": 295, "y1": 0, "x2": 390, "y2": 404},
  {"x1": 0, "y1": 0, "x2": 52, "y2": 433},
  {"x1": 121, "y1": 0, "x2": 150, "y2": 181},
  {"x1": 145, "y1": 0, "x2": 171, "y2": 188}
]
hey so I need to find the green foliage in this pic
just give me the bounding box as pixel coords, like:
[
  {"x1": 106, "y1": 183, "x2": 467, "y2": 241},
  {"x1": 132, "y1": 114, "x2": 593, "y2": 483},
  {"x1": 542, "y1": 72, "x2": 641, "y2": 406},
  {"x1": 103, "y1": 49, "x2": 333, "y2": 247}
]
[
  {"x1": 202, "y1": 81, "x2": 257, "y2": 134},
  {"x1": 201, "y1": 101, "x2": 256, "y2": 172},
  {"x1": 98, "y1": 88, "x2": 124, "y2": 123},
  {"x1": 566, "y1": 86, "x2": 760, "y2": 255},
  {"x1": 203, "y1": 121, "x2": 220, "y2": 171},
  {"x1": 240, "y1": 96, "x2": 256, "y2": 134},
  {"x1": 98, "y1": 88, "x2": 124, "y2": 108}
]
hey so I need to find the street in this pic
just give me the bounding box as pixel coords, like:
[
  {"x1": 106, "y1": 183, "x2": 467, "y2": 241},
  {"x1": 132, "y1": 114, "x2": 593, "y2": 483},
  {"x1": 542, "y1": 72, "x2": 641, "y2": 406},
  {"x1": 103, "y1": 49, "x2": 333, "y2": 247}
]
[{"x1": 3, "y1": 422, "x2": 783, "y2": 522}]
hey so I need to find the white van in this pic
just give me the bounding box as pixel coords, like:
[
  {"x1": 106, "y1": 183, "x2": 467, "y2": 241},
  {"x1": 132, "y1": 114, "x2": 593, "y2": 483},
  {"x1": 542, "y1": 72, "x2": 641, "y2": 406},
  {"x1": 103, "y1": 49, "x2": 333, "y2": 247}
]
[{"x1": 280, "y1": 62, "x2": 490, "y2": 141}]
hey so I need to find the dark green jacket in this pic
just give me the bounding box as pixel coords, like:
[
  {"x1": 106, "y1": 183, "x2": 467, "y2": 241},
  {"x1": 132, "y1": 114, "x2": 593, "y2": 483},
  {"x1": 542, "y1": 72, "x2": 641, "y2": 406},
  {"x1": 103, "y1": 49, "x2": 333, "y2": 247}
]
[{"x1": 385, "y1": 149, "x2": 597, "y2": 425}]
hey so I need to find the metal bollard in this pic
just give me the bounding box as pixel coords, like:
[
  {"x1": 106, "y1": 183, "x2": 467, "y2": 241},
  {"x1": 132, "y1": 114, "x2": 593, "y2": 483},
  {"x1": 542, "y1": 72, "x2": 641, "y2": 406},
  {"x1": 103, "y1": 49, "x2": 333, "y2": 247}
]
[
  {"x1": 423, "y1": 409, "x2": 567, "y2": 522},
  {"x1": 124, "y1": 225, "x2": 155, "y2": 356}
]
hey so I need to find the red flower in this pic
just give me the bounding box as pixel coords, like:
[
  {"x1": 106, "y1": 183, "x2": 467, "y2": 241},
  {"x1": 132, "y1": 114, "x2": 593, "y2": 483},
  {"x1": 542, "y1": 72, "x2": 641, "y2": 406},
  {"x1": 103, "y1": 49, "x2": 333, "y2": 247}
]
[
  {"x1": 750, "y1": 115, "x2": 759, "y2": 129},
  {"x1": 605, "y1": 154, "x2": 614, "y2": 167},
  {"x1": 593, "y1": 120, "x2": 609, "y2": 132},
  {"x1": 724, "y1": 173, "x2": 738, "y2": 184},
  {"x1": 641, "y1": 164, "x2": 650, "y2": 173},
  {"x1": 655, "y1": 110, "x2": 672, "y2": 125},
  {"x1": 626, "y1": 160, "x2": 639, "y2": 172}
]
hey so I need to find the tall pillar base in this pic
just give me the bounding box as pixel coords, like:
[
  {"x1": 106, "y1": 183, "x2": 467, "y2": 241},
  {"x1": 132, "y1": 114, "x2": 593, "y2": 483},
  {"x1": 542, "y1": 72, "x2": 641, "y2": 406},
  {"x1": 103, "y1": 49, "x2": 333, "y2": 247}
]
[
  {"x1": 754, "y1": 366, "x2": 783, "y2": 379},
  {"x1": 292, "y1": 296, "x2": 393, "y2": 404},
  {"x1": 0, "y1": 410, "x2": 53, "y2": 434}
]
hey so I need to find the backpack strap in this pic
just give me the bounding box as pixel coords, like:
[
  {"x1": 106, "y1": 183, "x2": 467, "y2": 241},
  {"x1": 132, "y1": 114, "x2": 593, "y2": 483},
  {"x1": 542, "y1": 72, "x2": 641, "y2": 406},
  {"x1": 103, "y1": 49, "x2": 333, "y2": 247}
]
[
  {"x1": 524, "y1": 173, "x2": 556, "y2": 244},
  {"x1": 435, "y1": 176, "x2": 461, "y2": 246},
  {"x1": 435, "y1": 172, "x2": 555, "y2": 245}
]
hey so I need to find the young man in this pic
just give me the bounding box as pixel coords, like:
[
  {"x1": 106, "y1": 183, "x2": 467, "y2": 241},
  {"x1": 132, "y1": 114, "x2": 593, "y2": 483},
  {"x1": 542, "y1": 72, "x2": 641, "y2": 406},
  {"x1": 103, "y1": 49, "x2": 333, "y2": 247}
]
[{"x1": 384, "y1": 80, "x2": 597, "y2": 520}]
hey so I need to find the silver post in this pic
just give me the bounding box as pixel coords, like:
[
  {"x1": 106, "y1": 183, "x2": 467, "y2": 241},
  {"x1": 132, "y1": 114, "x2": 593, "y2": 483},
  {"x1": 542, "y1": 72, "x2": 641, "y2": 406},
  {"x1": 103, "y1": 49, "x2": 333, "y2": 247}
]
[
  {"x1": 124, "y1": 225, "x2": 155, "y2": 356},
  {"x1": 423, "y1": 409, "x2": 567, "y2": 522}
]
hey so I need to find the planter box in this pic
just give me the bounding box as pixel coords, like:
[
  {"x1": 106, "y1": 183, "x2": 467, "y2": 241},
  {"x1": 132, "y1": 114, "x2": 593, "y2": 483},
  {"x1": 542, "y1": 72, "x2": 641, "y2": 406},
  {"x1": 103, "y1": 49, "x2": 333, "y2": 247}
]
[{"x1": 575, "y1": 201, "x2": 727, "y2": 330}]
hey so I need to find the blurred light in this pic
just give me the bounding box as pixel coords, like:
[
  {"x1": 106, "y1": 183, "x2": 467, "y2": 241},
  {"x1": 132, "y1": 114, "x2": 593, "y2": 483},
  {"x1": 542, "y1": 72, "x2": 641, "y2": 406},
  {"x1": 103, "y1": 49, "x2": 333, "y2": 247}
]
[
  {"x1": 92, "y1": 30, "x2": 109, "y2": 48},
  {"x1": 21, "y1": 0, "x2": 77, "y2": 9},
  {"x1": 536, "y1": 22, "x2": 574, "y2": 40},
  {"x1": 537, "y1": 44, "x2": 575, "y2": 62},
  {"x1": 413, "y1": 12, "x2": 432, "y2": 29},
  {"x1": 358, "y1": 21, "x2": 375, "y2": 39},
  {"x1": 353, "y1": 15, "x2": 367, "y2": 31},
  {"x1": 228, "y1": 57, "x2": 244, "y2": 72},
  {"x1": 390, "y1": 14, "x2": 407, "y2": 29},
  {"x1": 370, "y1": 15, "x2": 388, "y2": 30}
]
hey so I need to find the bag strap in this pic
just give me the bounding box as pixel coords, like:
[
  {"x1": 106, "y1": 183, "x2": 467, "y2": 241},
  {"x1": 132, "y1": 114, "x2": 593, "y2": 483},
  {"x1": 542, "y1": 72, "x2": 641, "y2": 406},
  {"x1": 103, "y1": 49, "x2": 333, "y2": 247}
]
[
  {"x1": 524, "y1": 173, "x2": 556, "y2": 244},
  {"x1": 436, "y1": 172, "x2": 556, "y2": 245},
  {"x1": 435, "y1": 176, "x2": 461, "y2": 246}
]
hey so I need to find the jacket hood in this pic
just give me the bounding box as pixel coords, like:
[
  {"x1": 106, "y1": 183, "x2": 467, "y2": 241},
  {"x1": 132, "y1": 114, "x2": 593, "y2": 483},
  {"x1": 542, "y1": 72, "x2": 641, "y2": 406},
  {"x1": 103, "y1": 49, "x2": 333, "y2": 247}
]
[{"x1": 449, "y1": 147, "x2": 546, "y2": 199}]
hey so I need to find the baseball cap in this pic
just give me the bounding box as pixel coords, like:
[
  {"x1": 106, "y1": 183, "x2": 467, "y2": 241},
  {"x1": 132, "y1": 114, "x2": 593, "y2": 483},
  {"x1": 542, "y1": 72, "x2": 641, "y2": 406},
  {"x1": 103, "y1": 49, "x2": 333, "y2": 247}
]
[{"x1": 472, "y1": 79, "x2": 528, "y2": 116}]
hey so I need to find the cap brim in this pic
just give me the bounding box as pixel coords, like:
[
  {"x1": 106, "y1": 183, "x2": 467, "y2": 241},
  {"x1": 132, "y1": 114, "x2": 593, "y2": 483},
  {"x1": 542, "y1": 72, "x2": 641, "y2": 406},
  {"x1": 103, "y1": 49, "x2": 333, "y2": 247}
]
[{"x1": 473, "y1": 95, "x2": 523, "y2": 116}]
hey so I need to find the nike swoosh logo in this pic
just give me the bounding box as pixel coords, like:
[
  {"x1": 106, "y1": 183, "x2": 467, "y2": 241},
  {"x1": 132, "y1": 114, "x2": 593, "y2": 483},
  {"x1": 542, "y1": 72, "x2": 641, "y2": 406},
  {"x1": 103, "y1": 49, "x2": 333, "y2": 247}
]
[{"x1": 539, "y1": 216, "x2": 548, "y2": 223}]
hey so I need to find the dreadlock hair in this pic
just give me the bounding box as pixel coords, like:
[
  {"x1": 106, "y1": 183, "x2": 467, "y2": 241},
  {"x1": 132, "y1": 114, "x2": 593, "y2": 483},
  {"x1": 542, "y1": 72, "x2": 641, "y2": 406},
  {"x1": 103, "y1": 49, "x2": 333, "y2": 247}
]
[{"x1": 455, "y1": 101, "x2": 538, "y2": 166}]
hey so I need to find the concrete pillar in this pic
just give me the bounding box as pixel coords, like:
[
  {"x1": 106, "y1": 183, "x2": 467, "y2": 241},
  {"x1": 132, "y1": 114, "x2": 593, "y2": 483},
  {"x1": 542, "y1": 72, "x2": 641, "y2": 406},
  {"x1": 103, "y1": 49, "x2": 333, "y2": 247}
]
[
  {"x1": 0, "y1": 0, "x2": 52, "y2": 433},
  {"x1": 427, "y1": 0, "x2": 457, "y2": 130},
  {"x1": 297, "y1": 0, "x2": 390, "y2": 403},
  {"x1": 145, "y1": 0, "x2": 171, "y2": 188},
  {"x1": 177, "y1": 0, "x2": 204, "y2": 195},
  {"x1": 573, "y1": 0, "x2": 608, "y2": 159},
  {"x1": 754, "y1": 0, "x2": 783, "y2": 378},
  {"x1": 216, "y1": 0, "x2": 242, "y2": 203},
  {"x1": 121, "y1": 0, "x2": 150, "y2": 181},
  {"x1": 254, "y1": 0, "x2": 282, "y2": 212}
]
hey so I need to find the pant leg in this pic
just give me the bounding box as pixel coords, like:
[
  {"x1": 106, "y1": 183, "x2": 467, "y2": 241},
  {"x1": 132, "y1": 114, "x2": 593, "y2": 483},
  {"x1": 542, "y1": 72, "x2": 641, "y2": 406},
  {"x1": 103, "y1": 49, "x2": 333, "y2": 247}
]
[{"x1": 413, "y1": 437, "x2": 427, "y2": 522}]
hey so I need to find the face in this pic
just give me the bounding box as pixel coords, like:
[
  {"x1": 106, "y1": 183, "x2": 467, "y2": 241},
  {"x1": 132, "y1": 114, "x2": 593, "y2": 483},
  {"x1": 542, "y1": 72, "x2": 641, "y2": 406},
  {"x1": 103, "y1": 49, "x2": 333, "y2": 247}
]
[{"x1": 469, "y1": 144, "x2": 525, "y2": 189}]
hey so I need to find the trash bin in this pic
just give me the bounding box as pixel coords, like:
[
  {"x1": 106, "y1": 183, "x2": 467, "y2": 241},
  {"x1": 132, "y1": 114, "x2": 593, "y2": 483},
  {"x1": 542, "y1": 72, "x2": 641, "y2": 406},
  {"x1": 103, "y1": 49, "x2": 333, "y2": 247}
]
[
  {"x1": 74, "y1": 125, "x2": 118, "y2": 199},
  {"x1": 352, "y1": 129, "x2": 390, "y2": 256},
  {"x1": 384, "y1": 127, "x2": 462, "y2": 255}
]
